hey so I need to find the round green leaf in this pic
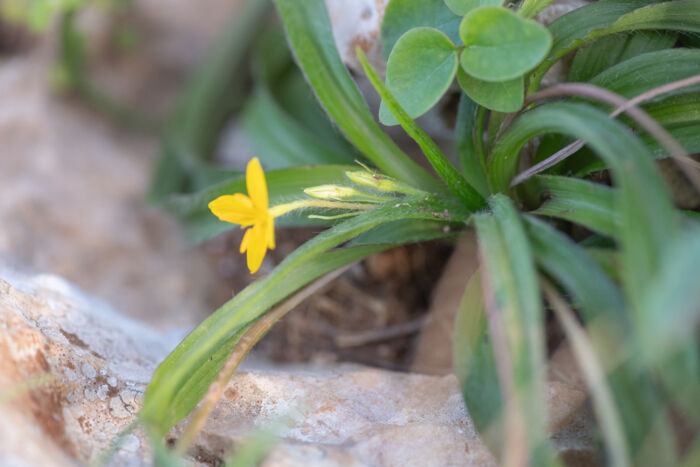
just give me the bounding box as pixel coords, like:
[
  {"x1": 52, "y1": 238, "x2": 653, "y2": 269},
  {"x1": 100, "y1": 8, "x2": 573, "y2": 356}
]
[
  {"x1": 457, "y1": 67, "x2": 523, "y2": 112},
  {"x1": 381, "y1": 0, "x2": 462, "y2": 58},
  {"x1": 459, "y1": 6, "x2": 552, "y2": 82},
  {"x1": 379, "y1": 27, "x2": 459, "y2": 126},
  {"x1": 445, "y1": 0, "x2": 502, "y2": 17}
]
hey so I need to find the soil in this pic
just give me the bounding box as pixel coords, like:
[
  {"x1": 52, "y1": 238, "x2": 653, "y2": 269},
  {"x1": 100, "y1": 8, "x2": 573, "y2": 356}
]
[{"x1": 203, "y1": 227, "x2": 454, "y2": 371}]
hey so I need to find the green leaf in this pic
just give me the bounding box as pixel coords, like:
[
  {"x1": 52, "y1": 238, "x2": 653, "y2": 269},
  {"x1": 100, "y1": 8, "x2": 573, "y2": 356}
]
[
  {"x1": 274, "y1": 0, "x2": 440, "y2": 191},
  {"x1": 568, "y1": 31, "x2": 677, "y2": 83},
  {"x1": 644, "y1": 93, "x2": 700, "y2": 127},
  {"x1": 379, "y1": 27, "x2": 459, "y2": 125},
  {"x1": 381, "y1": 0, "x2": 462, "y2": 58},
  {"x1": 541, "y1": 282, "x2": 631, "y2": 467},
  {"x1": 473, "y1": 195, "x2": 556, "y2": 465},
  {"x1": 359, "y1": 49, "x2": 486, "y2": 211},
  {"x1": 638, "y1": 228, "x2": 700, "y2": 365},
  {"x1": 531, "y1": 0, "x2": 700, "y2": 91},
  {"x1": 524, "y1": 215, "x2": 678, "y2": 465},
  {"x1": 563, "y1": 122, "x2": 700, "y2": 176},
  {"x1": 530, "y1": 175, "x2": 617, "y2": 237},
  {"x1": 457, "y1": 67, "x2": 524, "y2": 113},
  {"x1": 445, "y1": 0, "x2": 502, "y2": 16},
  {"x1": 455, "y1": 94, "x2": 489, "y2": 196},
  {"x1": 164, "y1": 165, "x2": 360, "y2": 243},
  {"x1": 524, "y1": 215, "x2": 626, "y2": 326},
  {"x1": 142, "y1": 196, "x2": 469, "y2": 434},
  {"x1": 589, "y1": 49, "x2": 700, "y2": 100},
  {"x1": 243, "y1": 88, "x2": 356, "y2": 169},
  {"x1": 452, "y1": 270, "x2": 503, "y2": 454},
  {"x1": 488, "y1": 102, "x2": 678, "y2": 309},
  {"x1": 350, "y1": 219, "x2": 457, "y2": 245},
  {"x1": 459, "y1": 6, "x2": 552, "y2": 82}
]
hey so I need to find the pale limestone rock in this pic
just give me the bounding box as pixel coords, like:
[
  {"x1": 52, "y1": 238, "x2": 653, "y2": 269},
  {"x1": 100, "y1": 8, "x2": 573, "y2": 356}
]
[
  {"x1": 0, "y1": 55, "x2": 214, "y2": 329},
  {"x1": 0, "y1": 267, "x2": 595, "y2": 466}
]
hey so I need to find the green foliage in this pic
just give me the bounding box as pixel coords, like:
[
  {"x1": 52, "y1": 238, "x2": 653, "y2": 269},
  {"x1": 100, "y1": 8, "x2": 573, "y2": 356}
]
[
  {"x1": 457, "y1": 67, "x2": 524, "y2": 113},
  {"x1": 1, "y1": 0, "x2": 88, "y2": 31},
  {"x1": 274, "y1": 0, "x2": 439, "y2": 191},
  {"x1": 381, "y1": 0, "x2": 462, "y2": 58},
  {"x1": 459, "y1": 6, "x2": 552, "y2": 82},
  {"x1": 472, "y1": 195, "x2": 556, "y2": 465},
  {"x1": 445, "y1": 0, "x2": 502, "y2": 17},
  {"x1": 141, "y1": 0, "x2": 700, "y2": 464},
  {"x1": 379, "y1": 27, "x2": 459, "y2": 125},
  {"x1": 359, "y1": 49, "x2": 485, "y2": 211}
]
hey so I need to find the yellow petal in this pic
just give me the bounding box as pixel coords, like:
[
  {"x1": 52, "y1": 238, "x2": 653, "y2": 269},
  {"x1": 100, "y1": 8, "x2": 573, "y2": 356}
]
[
  {"x1": 245, "y1": 222, "x2": 267, "y2": 273},
  {"x1": 266, "y1": 213, "x2": 276, "y2": 250},
  {"x1": 240, "y1": 227, "x2": 252, "y2": 254},
  {"x1": 246, "y1": 157, "x2": 268, "y2": 211},
  {"x1": 209, "y1": 194, "x2": 257, "y2": 226}
]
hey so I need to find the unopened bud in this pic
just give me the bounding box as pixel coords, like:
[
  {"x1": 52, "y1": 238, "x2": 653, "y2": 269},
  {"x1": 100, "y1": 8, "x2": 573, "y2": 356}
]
[
  {"x1": 345, "y1": 170, "x2": 422, "y2": 195},
  {"x1": 304, "y1": 185, "x2": 362, "y2": 200}
]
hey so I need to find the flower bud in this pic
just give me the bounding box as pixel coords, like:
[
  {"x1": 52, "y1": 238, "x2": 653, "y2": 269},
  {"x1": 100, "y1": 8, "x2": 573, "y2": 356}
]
[
  {"x1": 345, "y1": 170, "x2": 422, "y2": 195},
  {"x1": 304, "y1": 185, "x2": 362, "y2": 200}
]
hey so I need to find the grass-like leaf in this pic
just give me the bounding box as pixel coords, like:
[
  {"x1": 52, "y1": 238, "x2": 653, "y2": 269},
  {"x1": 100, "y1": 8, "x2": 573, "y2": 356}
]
[
  {"x1": 530, "y1": 0, "x2": 700, "y2": 91},
  {"x1": 141, "y1": 196, "x2": 468, "y2": 434},
  {"x1": 529, "y1": 175, "x2": 617, "y2": 237},
  {"x1": 274, "y1": 0, "x2": 440, "y2": 191},
  {"x1": 455, "y1": 94, "x2": 490, "y2": 196},
  {"x1": 358, "y1": 49, "x2": 486, "y2": 211},
  {"x1": 569, "y1": 31, "x2": 677, "y2": 83},
  {"x1": 473, "y1": 195, "x2": 556, "y2": 465}
]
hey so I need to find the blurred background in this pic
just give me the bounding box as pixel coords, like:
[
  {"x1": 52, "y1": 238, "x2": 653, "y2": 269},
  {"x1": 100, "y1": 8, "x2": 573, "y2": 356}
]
[{"x1": 0, "y1": 0, "x2": 457, "y2": 372}]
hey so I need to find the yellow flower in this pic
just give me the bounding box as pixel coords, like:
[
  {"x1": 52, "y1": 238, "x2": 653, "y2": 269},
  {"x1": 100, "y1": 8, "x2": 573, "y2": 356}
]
[{"x1": 208, "y1": 158, "x2": 275, "y2": 274}]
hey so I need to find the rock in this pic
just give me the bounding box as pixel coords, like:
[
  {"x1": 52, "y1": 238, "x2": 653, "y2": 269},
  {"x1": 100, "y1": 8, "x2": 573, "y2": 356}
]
[
  {"x1": 0, "y1": 267, "x2": 595, "y2": 466},
  {"x1": 0, "y1": 268, "x2": 174, "y2": 466},
  {"x1": 325, "y1": 0, "x2": 389, "y2": 75},
  {"x1": 0, "y1": 55, "x2": 216, "y2": 329},
  {"x1": 412, "y1": 233, "x2": 479, "y2": 374}
]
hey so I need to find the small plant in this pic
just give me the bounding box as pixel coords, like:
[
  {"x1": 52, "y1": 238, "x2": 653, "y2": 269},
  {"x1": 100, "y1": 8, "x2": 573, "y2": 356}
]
[{"x1": 141, "y1": 0, "x2": 700, "y2": 464}]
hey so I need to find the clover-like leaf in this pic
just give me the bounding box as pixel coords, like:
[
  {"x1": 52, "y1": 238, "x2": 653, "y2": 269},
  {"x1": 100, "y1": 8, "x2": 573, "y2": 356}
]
[
  {"x1": 381, "y1": 0, "x2": 462, "y2": 58},
  {"x1": 445, "y1": 0, "x2": 502, "y2": 17},
  {"x1": 379, "y1": 27, "x2": 459, "y2": 126},
  {"x1": 459, "y1": 6, "x2": 552, "y2": 82},
  {"x1": 457, "y1": 67, "x2": 523, "y2": 112}
]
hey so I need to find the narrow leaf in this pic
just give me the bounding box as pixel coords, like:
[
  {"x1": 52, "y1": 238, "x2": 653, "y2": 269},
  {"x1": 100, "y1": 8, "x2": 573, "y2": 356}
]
[
  {"x1": 530, "y1": 175, "x2": 617, "y2": 237},
  {"x1": 274, "y1": 0, "x2": 440, "y2": 191},
  {"x1": 474, "y1": 195, "x2": 556, "y2": 465},
  {"x1": 359, "y1": 49, "x2": 486, "y2": 211},
  {"x1": 455, "y1": 94, "x2": 490, "y2": 196}
]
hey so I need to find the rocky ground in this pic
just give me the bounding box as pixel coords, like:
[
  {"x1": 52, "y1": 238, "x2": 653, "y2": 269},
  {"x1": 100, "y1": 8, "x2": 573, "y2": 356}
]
[{"x1": 0, "y1": 1, "x2": 597, "y2": 465}]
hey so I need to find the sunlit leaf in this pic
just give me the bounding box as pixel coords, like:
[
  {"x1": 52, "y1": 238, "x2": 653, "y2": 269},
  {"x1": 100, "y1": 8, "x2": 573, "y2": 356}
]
[
  {"x1": 381, "y1": 0, "x2": 462, "y2": 58},
  {"x1": 379, "y1": 27, "x2": 459, "y2": 125},
  {"x1": 459, "y1": 6, "x2": 551, "y2": 82}
]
